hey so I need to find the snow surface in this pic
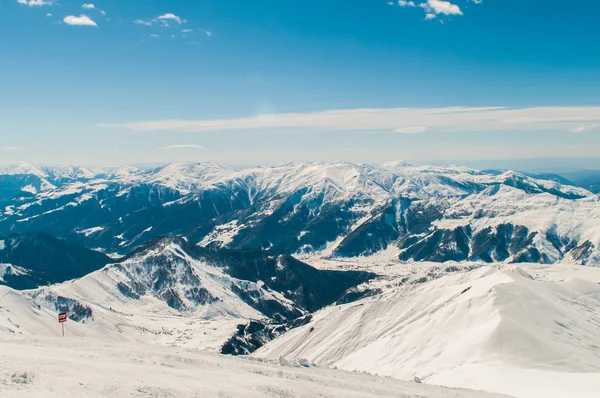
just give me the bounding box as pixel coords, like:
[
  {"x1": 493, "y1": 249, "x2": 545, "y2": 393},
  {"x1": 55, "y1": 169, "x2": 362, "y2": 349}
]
[
  {"x1": 255, "y1": 261, "x2": 600, "y2": 398},
  {"x1": 0, "y1": 336, "x2": 506, "y2": 398},
  {"x1": 76, "y1": 227, "x2": 104, "y2": 237}
]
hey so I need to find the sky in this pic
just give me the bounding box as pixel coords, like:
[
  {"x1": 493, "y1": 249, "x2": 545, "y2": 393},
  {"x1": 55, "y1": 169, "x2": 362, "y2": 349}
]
[{"x1": 1, "y1": 0, "x2": 599, "y2": 169}]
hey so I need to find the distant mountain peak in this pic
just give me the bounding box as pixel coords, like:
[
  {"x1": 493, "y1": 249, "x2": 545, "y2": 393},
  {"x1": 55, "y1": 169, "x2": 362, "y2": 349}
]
[{"x1": 7, "y1": 162, "x2": 48, "y2": 178}]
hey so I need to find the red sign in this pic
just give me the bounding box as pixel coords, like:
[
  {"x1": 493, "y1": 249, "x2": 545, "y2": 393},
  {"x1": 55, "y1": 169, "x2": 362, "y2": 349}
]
[{"x1": 58, "y1": 312, "x2": 68, "y2": 323}]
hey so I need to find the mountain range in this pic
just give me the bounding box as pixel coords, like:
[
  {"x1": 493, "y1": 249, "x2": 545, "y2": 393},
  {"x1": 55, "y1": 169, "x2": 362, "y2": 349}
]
[{"x1": 1, "y1": 161, "x2": 599, "y2": 268}]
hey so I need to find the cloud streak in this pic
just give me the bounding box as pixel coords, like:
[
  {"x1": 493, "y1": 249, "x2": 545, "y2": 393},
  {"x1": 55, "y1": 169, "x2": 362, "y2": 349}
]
[
  {"x1": 104, "y1": 106, "x2": 600, "y2": 135},
  {"x1": 160, "y1": 144, "x2": 206, "y2": 150}
]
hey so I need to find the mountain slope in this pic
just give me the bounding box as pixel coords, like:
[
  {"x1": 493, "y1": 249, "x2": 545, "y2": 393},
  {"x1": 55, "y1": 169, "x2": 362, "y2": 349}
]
[
  {"x1": 254, "y1": 262, "x2": 600, "y2": 398},
  {"x1": 0, "y1": 232, "x2": 111, "y2": 289}
]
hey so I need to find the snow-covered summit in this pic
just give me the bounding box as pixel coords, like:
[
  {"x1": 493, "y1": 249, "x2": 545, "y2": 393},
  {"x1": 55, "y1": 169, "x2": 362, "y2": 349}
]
[{"x1": 6, "y1": 162, "x2": 48, "y2": 178}]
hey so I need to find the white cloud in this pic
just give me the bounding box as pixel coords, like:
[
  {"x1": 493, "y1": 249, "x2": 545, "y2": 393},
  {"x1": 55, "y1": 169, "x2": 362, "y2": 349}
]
[
  {"x1": 422, "y1": 0, "x2": 463, "y2": 15},
  {"x1": 198, "y1": 28, "x2": 212, "y2": 37},
  {"x1": 82, "y1": 3, "x2": 95, "y2": 9},
  {"x1": 181, "y1": 29, "x2": 192, "y2": 33},
  {"x1": 45, "y1": 12, "x2": 52, "y2": 17},
  {"x1": 63, "y1": 14, "x2": 97, "y2": 26},
  {"x1": 399, "y1": 1, "x2": 416, "y2": 7},
  {"x1": 149, "y1": 34, "x2": 159, "y2": 38},
  {"x1": 425, "y1": 13, "x2": 437, "y2": 19},
  {"x1": 135, "y1": 19, "x2": 152, "y2": 26},
  {"x1": 161, "y1": 144, "x2": 206, "y2": 150},
  {"x1": 157, "y1": 13, "x2": 182, "y2": 24},
  {"x1": 104, "y1": 106, "x2": 600, "y2": 135},
  {"x1": 17, "y1": 0, "x2": 53, "y2": 6}
]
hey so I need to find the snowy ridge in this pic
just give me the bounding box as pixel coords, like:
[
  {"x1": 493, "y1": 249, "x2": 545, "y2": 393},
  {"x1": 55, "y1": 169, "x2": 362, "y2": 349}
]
[{"x1": 255, "y1": 261, "x2": 600, "y2": 398}]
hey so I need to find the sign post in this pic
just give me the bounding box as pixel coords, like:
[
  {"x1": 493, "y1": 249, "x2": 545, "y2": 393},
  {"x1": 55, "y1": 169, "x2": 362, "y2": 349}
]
[{"x1": 58, "y1": 312, "x2": 67, "y2": 337}]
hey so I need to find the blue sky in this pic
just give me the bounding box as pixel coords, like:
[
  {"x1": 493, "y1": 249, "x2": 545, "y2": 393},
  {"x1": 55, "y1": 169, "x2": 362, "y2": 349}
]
[{"x1": 1, "y1": 0, "x2": 599, "y2": 168}]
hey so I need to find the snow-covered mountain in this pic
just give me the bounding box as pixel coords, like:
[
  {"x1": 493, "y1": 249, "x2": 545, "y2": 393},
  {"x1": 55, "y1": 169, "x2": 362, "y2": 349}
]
[
  {"x1": 0, "y1": 237, "x2": 371, "y2": 350},
  {"x1": 254, "y1": 261, "x2": 600, "y2": 398},
  {"x1": 1, "y1": 161, "x2": 599, "y2": 265}
]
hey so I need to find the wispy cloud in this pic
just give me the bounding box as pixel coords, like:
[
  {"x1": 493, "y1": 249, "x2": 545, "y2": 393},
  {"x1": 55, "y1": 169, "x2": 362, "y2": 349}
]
[
  {"x1": 63, "y1": 14, "x2": 97, "y2": 26},
  {"x1": 160, "y1": 144, "x2": 206, "y2": 150},
  {"x1": 395, "y1": 126, "x2": 428, "y2": 134},
  {"x1": 134, "y1": 13, "x2": 211, "y2": 39},
  {"x1": 571, "y1": 124, "x2": 600, "y2": 133},
  {"x1": 104, "y1": 106, "x2": 600, "y2": 135},
  {"x1": 198, "y1": 28, "x2": 212, "y2": 37},
  {"x1": 136, "y1": 13, "x2": 185, "y2": 28},
  {"x1": 82, "y1": 3, "x2": 107, "y2": 17}
]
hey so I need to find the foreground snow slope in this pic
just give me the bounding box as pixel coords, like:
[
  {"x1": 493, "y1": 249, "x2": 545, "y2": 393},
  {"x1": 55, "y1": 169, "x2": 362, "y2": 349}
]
[
  {"x1": 255, "y1": 262, "x2": 600, "y2": 398},
  {"x1": 0, "y1": 335, "x2": 508, "y2": 398}
]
